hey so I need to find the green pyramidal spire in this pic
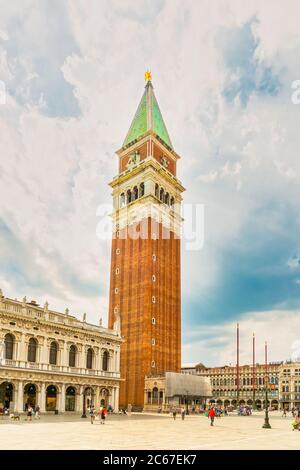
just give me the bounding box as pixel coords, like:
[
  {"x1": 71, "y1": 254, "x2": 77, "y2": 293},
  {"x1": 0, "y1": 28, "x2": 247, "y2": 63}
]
[{"x1": 123, "y1": 80, "x2": 173, "y2": 149}]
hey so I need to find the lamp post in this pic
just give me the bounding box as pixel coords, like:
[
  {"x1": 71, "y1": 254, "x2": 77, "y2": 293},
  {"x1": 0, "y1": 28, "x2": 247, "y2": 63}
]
[
  {"x1": 262, "y1": 341, "x2": 271, "y2": 429},
  {"x1": 81, "y1": 387, "x2": 94, "y2": 419},
  {"x1": 236, "y1": 323, "x2": 240, "y2": 410},
  {"x1": 81, "y1": 388, "x2": 87, "y2": 418},
  {"x1": 185, "y1": 390, "x2": 189, "y2": 415},
  {"x1": 252, "y1": 333, "x2": 256, "y2": 411}
]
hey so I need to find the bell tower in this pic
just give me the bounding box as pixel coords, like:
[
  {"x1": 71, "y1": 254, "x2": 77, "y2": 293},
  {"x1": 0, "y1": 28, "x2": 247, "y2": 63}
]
[{"x1": 108, "y1": 73, "x2": 184, "y2": 409}]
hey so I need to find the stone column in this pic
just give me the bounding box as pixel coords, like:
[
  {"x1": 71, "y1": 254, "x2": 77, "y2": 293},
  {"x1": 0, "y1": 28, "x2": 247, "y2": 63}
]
[
  {"x1": 16, "y1": 381, "x2": 24, "y2": 413},
  {"x1": 75, "y1": 387, "x2": 82, "y2": 413},
  {"x1": 114, "y1": 387, "x2": 119, "y2": 412},
  {"x1": 40, "y1": 337, "x2": 48, "y2": 367},
  {"x1": 59, "y1": 384, "x2": 66, "y2": 412},
  {"x1": 116, "y1": 348, "x2": 120, "y2": 374},
  {"x1": 95, "y1": 348, "x2": 101, "y2": 372},
  {"x1": 62, "y1": 342, "x2": 68, "y2": 368},
  {"x1": 40, "y1": 383, "x2": 46, "y2": 413},
  {"x1": 95, "y1": 387, "x2": 100, "y2": 409},
  {"x1": 19, "y1": 333, "x2": 27, "y2": 363},
  {"x1": 79, "y1": 346, "x2": 86, "y2": 370},
  {"x1": 145, "y1": 178, "x2": 156, "y2": 198},
  {"x1": 36, "y1": 384, "x2": 42, "y2": 410},
  {"x1": 111, "y1": 388, "x2": 115, "y2": 409}
]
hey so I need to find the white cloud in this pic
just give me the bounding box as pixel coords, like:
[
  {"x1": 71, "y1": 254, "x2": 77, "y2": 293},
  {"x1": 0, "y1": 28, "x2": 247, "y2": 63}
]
[
  {"x1": 288, "y1": 257, "x2": 300, "y2": 269},
  {"x1": 0, "y1": 29, "x2": 8, "y2": 40},
  {"x1": 183, "y1": 309, "x2": 300, "y2": 366},
  {"x1": 0, "y1": 0, "x2": 300, "y2": 363}
]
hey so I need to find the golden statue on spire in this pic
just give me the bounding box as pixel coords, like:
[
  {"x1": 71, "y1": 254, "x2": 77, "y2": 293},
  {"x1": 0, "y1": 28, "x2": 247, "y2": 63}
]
[{"x1": 144, "y1": 70, "x2": 152, "y2": 82}]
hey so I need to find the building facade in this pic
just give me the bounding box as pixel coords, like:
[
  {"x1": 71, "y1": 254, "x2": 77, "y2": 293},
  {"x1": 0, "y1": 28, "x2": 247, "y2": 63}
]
[
  {"x1": 183, "y1": 363, "x2": 281, "y2": 409},
  {"x1": 0, "y1": 291, "x2": 122, "y2": 413},
  {"x1": 144, "y1": 372, "x2": 211, "y2": 412},
  {"x1": 108, "y1": 75, "x2": 184, "y2": 409},
  {"x1": 279, "y1": 362, "x2": 300, "y2": 410}
]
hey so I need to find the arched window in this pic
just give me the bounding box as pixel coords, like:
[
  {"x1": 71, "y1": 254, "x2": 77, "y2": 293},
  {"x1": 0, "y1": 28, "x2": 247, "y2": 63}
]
[
  {"x1": 102, "y1": 350, "x2": 109, "y2": 371},
  {"x1": 65, "y1": 386, "x2": 76, "y2": 412},
  {"x1": 133, "y1": 186, "x2": 138, "y2": 201},
  {"x1": 86, "y1": 348, "x2": 93, "y2": 369},
  {"x1": 152, "y1": 387, "x2": 158, "y2": 404},
  {"x1": 49, "y1": 341, "x2": 58, "y2": 365},
  {"x1": 120, "y1": 193, "x2": 125, "y2": 208},
  {"x1": 160, "y1": 188, "x2": 164, "y2": 202},
  {"x1": 69, "y1": 345, "x2": 76, "y2": 367},
  {"x1": 46, "y1": 385, "x2": 57, "y2": 411},
  {"x1": 139, "y1": 182, "x2": 145, "y2": 197},
  {"x1": 126, "y1": 189, "x2": 132, "y2": 204},
  {"x1": 28, "y1": 338, "x2": 37, "y2": 363},
  {"x1": 4, "y1": 334, "x2": 14, "y2": 360},
  {"x1": 165, "y1": 192, "x2": 170, "y2": 205},
  {"x1": 155, "y1": 184, "x2": 159, "y2": 198},
  {"x1": 170, "y1": 197, "x2": 175, "y2": 209}
]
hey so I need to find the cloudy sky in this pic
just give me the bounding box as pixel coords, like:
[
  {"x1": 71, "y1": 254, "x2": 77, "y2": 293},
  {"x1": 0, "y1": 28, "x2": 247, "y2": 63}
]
[{"x1": 1, "y1": 0, "x2": 300, "y2": 367}]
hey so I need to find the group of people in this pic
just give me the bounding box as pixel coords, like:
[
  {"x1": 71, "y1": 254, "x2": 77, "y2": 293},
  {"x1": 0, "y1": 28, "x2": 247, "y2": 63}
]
[
  {"x1": 25, "y1": 404, "x2": 41, "y2": 421},
  {"x1": 171, "y1": 407, "x2": 187, "y2": 420},
  {"x1": 88, "y1": 405, "x2": 107, "y2": 424},
  {"x1": 282, "y1": 407, "x2": 300, "y2": 431},
  {"x1": 206, "y1": 406, "x2": 229, "y2": 425},
  {"x1": 238, "y1": 405, "x2": 252, "y2": 416}
]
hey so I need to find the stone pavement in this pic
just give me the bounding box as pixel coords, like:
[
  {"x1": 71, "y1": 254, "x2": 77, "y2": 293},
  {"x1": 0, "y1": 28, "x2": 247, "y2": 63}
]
[{"x1": 0, "y1": 411, "x2": 299, "y2": 450}]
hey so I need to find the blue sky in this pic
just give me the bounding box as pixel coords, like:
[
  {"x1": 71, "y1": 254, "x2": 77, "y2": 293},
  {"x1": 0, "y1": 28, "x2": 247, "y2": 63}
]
[{"x1": 1, "y1": 0, "x2": 300, "y2": 366}]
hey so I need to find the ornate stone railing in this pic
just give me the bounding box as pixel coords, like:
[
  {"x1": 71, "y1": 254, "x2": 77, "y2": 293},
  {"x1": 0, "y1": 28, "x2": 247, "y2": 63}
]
[{"x1": 1, "y1": 359, "x2": 120, "y2": 378}]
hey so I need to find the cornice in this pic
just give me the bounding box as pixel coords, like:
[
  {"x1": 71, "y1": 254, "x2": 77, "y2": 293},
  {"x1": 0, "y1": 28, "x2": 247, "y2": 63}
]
[
  {"x1": 116, "y1": 132, "x2": 181, "y2": 161},
  {"x1": 0, "y1": 310, "x2": 123, "y2": 345},
  {"x1": 109, "y1": 157, "x2": 185, "y2": 193}
]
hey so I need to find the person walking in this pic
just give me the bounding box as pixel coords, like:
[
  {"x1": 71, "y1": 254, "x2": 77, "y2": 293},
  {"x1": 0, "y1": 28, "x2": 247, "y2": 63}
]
[
  {"x1": 292, "y1": 412, "x2": 300, "y2": 431},
  {"x1": 89, "y1": 405, "x2": 95, "y2": 424},
  {"x1": 181, "y1": 407, "x2": 185, "y2": 420},
  {"x1": 282, "y1": 408, "x2": 287, "y2": 418},
  {"x1": 27, "y1": 404, "x2": 33, "y2": 422},
  {"x1": 100, "y1": 406, "x2": 107, "y2": 424},
  {"x1": 172, "y1": 407, "x2": 177, "y2": 421},
  {"x1": 208, "y1": 406, "x2": 216, "y2": 426},
  {"x1": 35, "y1": 405, "x2": 40, "y2": 420}
]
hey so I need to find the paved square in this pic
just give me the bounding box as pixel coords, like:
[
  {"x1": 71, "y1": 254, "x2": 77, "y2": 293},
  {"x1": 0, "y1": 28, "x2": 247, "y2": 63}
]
[{"x1": 0, "y1": 412, "x2": 299, "y2": 450}]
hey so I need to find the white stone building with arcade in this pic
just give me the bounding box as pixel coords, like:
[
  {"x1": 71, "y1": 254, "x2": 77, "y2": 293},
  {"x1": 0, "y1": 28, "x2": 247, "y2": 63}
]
[{"x1": 0, "y1": 290, "x2": 122, "y2": 414}]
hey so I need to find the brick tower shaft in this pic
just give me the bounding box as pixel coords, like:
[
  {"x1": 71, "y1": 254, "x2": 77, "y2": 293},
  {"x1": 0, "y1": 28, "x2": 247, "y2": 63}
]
[{"x1": 108, "y1": 77, "x2": 184, "y2": 409}]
